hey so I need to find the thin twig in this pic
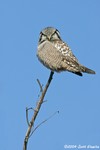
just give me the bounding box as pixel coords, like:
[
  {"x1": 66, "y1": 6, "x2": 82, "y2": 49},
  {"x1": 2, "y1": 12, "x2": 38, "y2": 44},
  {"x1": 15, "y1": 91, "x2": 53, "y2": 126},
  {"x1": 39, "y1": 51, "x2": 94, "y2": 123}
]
[
  {"x1": 23, "y1": 71, "x2": 54, "y2": 150},
  {"x1": 29, "y1": 111, "x2": 59, "y2": 137},
  {"x1": 37, "y1": 79, "x2": 43, "y2": 92}
]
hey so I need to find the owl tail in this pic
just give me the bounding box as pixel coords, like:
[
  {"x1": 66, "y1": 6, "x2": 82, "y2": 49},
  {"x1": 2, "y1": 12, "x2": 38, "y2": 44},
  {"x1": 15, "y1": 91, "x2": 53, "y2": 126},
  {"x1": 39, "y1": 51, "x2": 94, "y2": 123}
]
[{"x1": 81, "y1": 65, "x2": 96, "y2": 74}]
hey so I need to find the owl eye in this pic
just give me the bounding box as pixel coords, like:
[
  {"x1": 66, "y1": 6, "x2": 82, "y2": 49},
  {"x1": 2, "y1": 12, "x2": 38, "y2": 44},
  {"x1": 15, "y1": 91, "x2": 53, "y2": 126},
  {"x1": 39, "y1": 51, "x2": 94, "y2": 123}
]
[
  {"x1": 39, "y1": 33, "x2": 47, "y2": 43},
  {"x1": 51, "y1": 31, "x2": 61, "y2": 40}
]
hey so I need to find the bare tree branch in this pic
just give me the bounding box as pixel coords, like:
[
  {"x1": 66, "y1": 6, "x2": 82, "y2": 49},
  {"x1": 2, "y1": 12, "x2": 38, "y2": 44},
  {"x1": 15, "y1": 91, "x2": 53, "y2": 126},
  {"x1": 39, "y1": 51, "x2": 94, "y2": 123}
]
[{"x1": 23, "y1": 71, "x2": 54, "y2": 150}]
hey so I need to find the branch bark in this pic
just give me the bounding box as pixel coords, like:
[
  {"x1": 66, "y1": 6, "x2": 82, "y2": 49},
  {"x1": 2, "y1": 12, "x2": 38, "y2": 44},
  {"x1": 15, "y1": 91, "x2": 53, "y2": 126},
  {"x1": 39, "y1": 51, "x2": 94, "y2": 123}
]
[{"x1": 23, "y1": 71, "x2": 54, "y2": 150}]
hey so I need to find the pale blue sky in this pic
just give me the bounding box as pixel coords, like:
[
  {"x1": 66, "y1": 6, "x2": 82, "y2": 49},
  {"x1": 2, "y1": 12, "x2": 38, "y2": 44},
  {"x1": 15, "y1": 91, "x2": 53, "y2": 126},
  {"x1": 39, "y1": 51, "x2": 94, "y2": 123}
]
[{"x1": 0, "y1": 0, "x2": 100, "y2": 150}]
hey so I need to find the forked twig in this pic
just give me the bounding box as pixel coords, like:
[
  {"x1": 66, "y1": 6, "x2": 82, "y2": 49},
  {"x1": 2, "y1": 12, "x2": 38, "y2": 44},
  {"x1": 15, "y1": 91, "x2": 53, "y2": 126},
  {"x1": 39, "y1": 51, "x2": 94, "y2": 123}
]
[
  {"x1": 23, "y1": 71, "x2": 54, "y2": 150},
  {"x1": 26, "y1": 107, "x2": 34, "y2": 126}
]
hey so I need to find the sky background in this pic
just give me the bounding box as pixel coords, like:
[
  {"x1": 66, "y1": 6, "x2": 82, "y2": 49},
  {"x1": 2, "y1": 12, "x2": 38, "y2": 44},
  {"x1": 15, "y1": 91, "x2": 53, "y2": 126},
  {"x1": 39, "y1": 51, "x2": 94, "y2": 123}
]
[{"x1": 0, "y1": 0, "x2": 100, "y2": 150}]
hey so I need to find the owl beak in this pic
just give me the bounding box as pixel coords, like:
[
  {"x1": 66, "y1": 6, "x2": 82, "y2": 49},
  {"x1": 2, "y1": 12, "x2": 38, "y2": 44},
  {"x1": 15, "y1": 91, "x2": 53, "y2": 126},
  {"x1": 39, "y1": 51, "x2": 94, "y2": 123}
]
[{"x1": 48, "y1": 35, "x2": 51, "y2": 41}]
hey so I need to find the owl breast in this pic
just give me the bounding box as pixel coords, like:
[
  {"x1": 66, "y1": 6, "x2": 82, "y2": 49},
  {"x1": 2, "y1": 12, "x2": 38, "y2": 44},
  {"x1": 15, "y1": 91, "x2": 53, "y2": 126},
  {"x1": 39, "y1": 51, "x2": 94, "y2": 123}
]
[{"x1": 37, "y1": 41, "x2": 67, "y2": 72}]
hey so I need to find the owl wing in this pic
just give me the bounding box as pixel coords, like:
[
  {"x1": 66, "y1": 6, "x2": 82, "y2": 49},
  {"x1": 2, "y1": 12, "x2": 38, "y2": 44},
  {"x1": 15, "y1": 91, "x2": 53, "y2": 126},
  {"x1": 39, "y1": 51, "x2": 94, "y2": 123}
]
[
  {"x1": 53, "y1": 40, "x2": 79, "y2": 63},
  {"x1": 55, "y1": 41, "x2": 95, "y2": 75},
  {"x1": 53, "y1": 40, "x2": 82, "y2": 73}
]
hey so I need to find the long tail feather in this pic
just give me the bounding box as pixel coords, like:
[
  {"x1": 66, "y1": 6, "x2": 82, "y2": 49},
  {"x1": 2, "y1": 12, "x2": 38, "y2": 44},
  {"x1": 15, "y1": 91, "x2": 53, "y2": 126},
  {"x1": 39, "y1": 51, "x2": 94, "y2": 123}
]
[{"x1": 81, "y1": 65, "x2": 96, "y2": 74}]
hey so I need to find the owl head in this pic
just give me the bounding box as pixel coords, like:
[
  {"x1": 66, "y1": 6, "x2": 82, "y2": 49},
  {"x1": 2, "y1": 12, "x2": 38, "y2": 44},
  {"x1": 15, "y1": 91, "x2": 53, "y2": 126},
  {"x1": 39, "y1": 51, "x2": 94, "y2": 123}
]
[{"x1": 38, "y1": 27, "x2": 61, "y2": 44}]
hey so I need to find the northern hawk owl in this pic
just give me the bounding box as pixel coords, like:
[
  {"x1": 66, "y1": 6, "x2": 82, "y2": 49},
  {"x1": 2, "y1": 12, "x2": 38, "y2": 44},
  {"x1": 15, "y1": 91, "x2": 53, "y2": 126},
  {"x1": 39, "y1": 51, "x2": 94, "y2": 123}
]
[{"x1": 37, "y1": 27, "x2": 95, "y2": 76}]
